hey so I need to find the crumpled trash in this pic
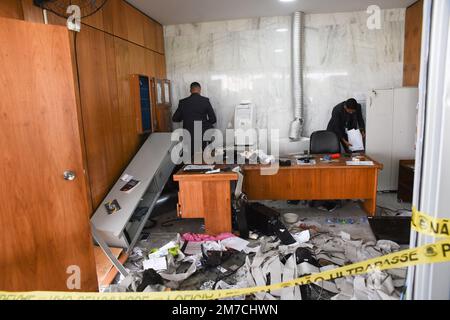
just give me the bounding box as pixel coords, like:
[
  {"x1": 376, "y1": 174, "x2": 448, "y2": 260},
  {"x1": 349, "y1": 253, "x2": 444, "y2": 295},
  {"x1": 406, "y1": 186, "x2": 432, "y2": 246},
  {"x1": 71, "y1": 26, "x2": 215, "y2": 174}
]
[
  {"x1": 200, "y1": 280, "x2": 216, "y2": 291},
  {"x1": 376, "y1": 240, "x2": 401, "y2": 254},
  {"x1": 182, "y1": 233, "x2": 236, "y2": 242},
  {"x1": 104, "y1": 220, "x2": 407, "y2": 301},
  {"x1": 137, "y1": 269, "x2": 164, "y2": 292}
]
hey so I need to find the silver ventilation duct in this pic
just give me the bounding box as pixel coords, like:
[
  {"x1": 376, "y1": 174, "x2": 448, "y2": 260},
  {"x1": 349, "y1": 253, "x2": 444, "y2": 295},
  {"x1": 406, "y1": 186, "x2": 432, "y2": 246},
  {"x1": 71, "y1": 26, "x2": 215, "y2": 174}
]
[{"x1": 289, "y1": 11, "x2": 305, "y2": 141}]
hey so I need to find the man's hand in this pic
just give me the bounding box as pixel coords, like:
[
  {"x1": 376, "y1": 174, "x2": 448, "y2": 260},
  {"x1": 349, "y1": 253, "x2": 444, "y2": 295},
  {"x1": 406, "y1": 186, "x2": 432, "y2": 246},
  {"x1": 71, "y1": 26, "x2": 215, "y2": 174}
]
[{"x1": 343, "y1": 140, "x2": 353, "y2": 148}]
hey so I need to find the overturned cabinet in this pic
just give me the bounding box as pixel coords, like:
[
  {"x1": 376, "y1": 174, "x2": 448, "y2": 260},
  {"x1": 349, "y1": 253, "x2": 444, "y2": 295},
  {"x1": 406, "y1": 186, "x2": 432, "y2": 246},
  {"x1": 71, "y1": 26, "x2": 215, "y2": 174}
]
[{"x1": 91, "y1": 133, "x2": 178, "y2": 250}]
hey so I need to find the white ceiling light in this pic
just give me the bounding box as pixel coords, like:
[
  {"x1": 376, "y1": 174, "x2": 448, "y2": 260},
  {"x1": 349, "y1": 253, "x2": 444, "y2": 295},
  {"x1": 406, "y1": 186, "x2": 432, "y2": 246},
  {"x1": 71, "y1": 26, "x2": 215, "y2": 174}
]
[
  {"x1": 276, "y1": 28, "x2": 289, "y2": 32},
  {"x1": 279, "y1": 0, "x2": 296, "y2": 2}
]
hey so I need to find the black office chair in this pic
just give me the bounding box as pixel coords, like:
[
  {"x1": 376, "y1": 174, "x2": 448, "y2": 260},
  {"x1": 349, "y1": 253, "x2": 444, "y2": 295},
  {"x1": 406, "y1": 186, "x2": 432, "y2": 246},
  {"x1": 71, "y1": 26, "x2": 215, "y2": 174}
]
[
  {"x1": 309, "y1": 131, "x2": 342, "y2": 211},
  {"x1": 310, "y1": 131, "x2": 341, "y2": 155}
]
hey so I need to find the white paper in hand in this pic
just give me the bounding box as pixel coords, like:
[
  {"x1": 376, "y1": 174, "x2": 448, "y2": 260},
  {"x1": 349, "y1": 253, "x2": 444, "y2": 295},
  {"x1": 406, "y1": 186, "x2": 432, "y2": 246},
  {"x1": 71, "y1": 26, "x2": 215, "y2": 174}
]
[{"x1": 347, "y1": 129, "x2": 365, "y2": 152}]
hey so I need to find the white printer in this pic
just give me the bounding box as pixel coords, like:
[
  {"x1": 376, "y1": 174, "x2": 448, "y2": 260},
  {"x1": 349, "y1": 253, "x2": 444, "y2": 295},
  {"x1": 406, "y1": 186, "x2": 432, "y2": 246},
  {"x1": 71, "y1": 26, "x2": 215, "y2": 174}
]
[{"x1": 234, "y1": 101, "x2": 257, "y2": 146}]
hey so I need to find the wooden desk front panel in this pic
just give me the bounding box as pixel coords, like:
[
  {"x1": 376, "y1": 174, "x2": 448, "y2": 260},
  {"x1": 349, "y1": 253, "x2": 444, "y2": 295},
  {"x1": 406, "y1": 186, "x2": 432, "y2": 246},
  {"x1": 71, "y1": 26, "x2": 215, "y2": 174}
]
[
  {"x1": 178, "y1": 181, "x2": 206, "y2": 219},
  {"x1": 244, "y1": 167, "x2": 378, "y2": 200},
  {"x1": 177, "y1": 180, "x2": 233, "y2": 235}
]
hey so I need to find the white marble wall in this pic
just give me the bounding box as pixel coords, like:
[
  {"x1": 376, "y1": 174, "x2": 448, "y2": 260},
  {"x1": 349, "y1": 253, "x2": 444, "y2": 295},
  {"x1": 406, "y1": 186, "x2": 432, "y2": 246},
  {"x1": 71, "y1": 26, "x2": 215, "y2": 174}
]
[{"x1": 165, "y1": 9, "x2": 405, "y2": 139}]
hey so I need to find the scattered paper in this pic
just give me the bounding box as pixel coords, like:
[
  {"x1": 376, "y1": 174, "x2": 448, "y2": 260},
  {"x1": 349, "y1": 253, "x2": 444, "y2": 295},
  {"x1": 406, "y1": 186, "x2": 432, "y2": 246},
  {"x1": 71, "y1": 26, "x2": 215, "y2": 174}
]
[
  {"x1": 160, "y1": 257, "x2": 199, "y2": 282},
  {"x1": 120, "y1": 174, "x2": 134, "y2": 182},
  {"x1": 221, "y1": 237, "x2": 250, "y2": 252},
  {"x1": 203, "y1": 241, "x2": 225, "y2": 252},
  {"x1": 244, "y1": 245, "x2": 261, "y2": 254},
  {"x1": 215, "y1": 281, "x2": 246, "y2": 300},
  {"x1": 281, "y1": 256, "x2": 302, "y2": 300},
  {"x1": 293, "y1": 230, "x2": 311, "y2": 244},
  {"x1": 183, "y1": 242, "x2": 203, "y2": 256},
  {"x1": 298, "y1": 262, "x2": 320, "y2": 276},
  {"x1": 149, "y1": 241, "x2": 178, "y2": 258},
  {"x1": 340, "y1": 231, "x2": 352, "y2": 241},
  {"x1": 143, "y1": 257, "x2": 167, "y2": 271},
  {"x1": 217, "y1": 266, "x2": 228, "y2": 274},
  {"x1": 132, "y1": 247, "x2": 144, "y2": 257},
  {"x1": 347, "y1": 129, "x2": 365, "y2": 152}
]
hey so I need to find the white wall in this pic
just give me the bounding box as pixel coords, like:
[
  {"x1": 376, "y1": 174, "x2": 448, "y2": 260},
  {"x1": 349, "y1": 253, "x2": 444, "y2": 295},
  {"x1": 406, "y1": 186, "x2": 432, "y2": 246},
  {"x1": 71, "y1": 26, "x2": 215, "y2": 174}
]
[{"x1": 164, "y1": 9, "x2": 405, "y2": 139}]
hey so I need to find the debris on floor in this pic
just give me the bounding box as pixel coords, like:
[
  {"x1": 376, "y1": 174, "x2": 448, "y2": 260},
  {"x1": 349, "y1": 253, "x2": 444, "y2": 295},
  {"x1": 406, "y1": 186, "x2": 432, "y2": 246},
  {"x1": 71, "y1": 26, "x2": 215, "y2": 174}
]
[{"x1": 105, "y1": 207, "x2": 408, "y2": 300}]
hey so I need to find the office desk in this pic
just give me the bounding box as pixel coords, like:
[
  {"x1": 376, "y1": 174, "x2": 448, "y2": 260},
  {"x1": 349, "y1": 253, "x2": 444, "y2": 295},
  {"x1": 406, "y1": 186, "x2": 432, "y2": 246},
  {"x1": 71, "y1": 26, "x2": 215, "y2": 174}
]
[
  {"x1": 174, "y1": 168, "x2": 238, "y2": 235},
  {"x1": 243, "y1": 156, "x2": 383, "y2": 216}
]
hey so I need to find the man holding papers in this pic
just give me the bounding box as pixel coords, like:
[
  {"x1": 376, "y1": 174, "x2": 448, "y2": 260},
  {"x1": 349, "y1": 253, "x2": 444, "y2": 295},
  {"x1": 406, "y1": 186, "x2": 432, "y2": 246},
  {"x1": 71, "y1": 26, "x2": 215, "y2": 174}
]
[{"x1": 327, "y1": 98, "x2": 366, "y2": 153}]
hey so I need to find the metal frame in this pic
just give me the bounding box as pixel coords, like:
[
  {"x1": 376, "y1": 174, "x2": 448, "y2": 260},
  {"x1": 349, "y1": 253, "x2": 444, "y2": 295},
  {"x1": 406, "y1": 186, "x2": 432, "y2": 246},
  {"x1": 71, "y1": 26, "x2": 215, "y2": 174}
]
[
  {"x1": 91, "y1": 224, "x2": 129, "y2": 278},
  {"x1": 407, "y1": 0, "x2": 450, "y2": 300}
]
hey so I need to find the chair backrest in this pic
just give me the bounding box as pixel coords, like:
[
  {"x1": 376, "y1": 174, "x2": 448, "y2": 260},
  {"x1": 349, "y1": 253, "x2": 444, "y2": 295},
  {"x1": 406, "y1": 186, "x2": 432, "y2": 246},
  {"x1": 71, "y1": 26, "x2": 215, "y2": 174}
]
[{"x1": 310, "y1": 131, "x2": 341, "y2": 154}]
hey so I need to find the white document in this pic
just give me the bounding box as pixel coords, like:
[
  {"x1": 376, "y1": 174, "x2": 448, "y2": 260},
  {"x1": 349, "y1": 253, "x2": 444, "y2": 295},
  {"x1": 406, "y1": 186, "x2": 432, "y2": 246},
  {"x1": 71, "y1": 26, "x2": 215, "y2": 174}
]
[
  {"x1": 347, "y1": 129, "x2": 365, "y2": 152},
  {"x1": 205, "y1": 169, "x2": 221, "y2": 175},
  {"x1": 143, "y1": 257, "x2": 167, "y2": 271},
  {"x1": 221, "y1": 237, "x2": 250, "y2": 252},
  {"x1": 293, "y1": 230, "x2": 311, "y2": 244},
  {"x1": 183, "y1": 242, "x2": 203, "y2": 256},
  {"x1": 120, "y1": 174, "x2": 134, "y2": 182},
  {"x1": 346, "y1": 161, "x2": 374, "y2": 166},
  {"x1": 184, "y1": 165, "x2": 215, "y2": 171}
]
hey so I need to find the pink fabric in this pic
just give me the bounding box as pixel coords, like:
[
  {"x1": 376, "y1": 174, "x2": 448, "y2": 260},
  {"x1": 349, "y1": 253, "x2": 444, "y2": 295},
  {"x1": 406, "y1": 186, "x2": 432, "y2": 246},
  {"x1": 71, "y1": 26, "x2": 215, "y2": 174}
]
[{"x1": 182, "y1": 233, "x2": 236, "y2": 242}]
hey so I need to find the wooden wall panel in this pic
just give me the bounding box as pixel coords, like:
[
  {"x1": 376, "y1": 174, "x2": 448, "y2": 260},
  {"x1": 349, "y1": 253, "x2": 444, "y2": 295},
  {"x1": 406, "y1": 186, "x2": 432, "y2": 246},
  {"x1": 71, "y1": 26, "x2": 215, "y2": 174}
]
[
  {"x1": 1, "y1": 0, "x2": 165, "y2": 54},
  {"x1": 21, "y1": 0, "x2": 43, "y2": 23},
  {"x1": 145, "y1": 50, "x2": 157, "y2": 77},
  {"x1": 114, "y1": 39, "x2": 155, "y2": 171},
  {"x1": 76, "y1": 26, "x2": 124, "y2": 208},
  {"x1": 125, "y1": 3, "x2": 145, "y2": 47},
  {"x1": 144, "y1": 19, "x2": 158, "y2": 52},
  {"x1": 0, "y1": 0, "x2": 24, "y2": 19},
  {"x1": 2, "y1": 0, "x2": 168, "y2": 210},
  {"x1": 156, "y1": 24, "x2": 165, "y2": 54},
  {"x1": 114, "y1": 38, "x2": 134, "y2": 171},
  {"x1": 403, "y1": 0, "x2": 423, "y2": 87},
  {"x1": 80, "y1": 0, "x2": 114, "y2": 34},
  {"x1": 156, "y1": 53, "x2": 167, "y2": 78}
]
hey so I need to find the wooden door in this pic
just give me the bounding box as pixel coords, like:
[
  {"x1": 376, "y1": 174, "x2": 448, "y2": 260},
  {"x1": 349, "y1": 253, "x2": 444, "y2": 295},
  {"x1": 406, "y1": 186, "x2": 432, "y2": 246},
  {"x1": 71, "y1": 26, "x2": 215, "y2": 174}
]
[
  {"x1": 0, "y1": 18, "x2": 98, "y2": 291},
  {"x1": 151, "y1": 78, "x2": 173, "y2": 132}
]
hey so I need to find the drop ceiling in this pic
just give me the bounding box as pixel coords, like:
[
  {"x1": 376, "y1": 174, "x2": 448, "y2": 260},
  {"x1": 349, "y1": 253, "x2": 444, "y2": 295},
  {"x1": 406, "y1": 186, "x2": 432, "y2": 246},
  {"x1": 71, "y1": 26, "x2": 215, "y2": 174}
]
[{"x1": 126, "y1": 0, "x2": 417, "y2": 25}]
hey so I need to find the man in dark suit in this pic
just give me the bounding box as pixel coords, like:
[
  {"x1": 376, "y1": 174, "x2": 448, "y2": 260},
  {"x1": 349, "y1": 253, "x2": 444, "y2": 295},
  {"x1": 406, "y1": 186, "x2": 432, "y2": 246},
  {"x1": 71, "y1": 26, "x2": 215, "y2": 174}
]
[
  {"x1": 172, "y1": 82, "x2": 217, "y2": 158},
  {"x1": 327, "y1": 98, "x2": 366, "y2": 153}
]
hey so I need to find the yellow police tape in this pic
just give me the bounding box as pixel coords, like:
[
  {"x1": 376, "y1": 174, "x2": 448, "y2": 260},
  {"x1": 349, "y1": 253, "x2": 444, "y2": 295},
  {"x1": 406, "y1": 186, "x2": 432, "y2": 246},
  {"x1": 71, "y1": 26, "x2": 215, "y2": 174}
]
[
  {"x1": 0, "y1": 208, "x2": 449, "y2": 300},
  {"x1": 412, "y1": 207, "x2": 450, "y2": 238}
]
